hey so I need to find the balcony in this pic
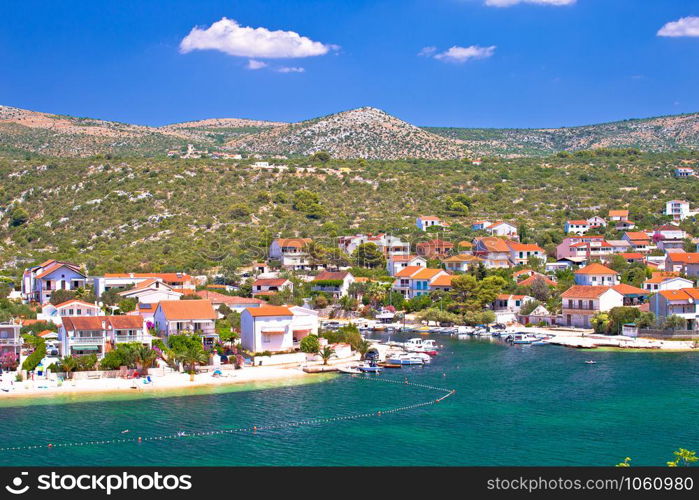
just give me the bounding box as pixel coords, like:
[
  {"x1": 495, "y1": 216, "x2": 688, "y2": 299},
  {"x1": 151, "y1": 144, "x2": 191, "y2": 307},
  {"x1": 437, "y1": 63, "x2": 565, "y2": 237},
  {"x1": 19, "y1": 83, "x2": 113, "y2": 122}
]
[
  {"x1": 114, "y1": 334, "x2": 153, "y2": 343},
  {"x1": 0, "y1": 338, "x2": 21, "y2": 346},
  {"x1": 69, "y1": 336, "x2": 105, "y2": 345}
]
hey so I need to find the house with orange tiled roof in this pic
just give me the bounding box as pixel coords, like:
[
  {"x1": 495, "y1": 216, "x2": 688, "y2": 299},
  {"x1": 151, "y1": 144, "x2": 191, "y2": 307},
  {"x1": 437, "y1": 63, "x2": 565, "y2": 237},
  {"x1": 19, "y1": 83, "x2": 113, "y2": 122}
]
[
  {"x1": 622, "y1": 231, "x2": 653, "y2": 253},
  {"x1": 252, "y1": 278, "x2": 293, "y2": 297},
  {"x1": 338, "y1": 233, "x2": 410, "y2": 257},
  {"x1": 240, "y1": 305, "x2": 319, "y2": 353},
  {"x1": 416, "y1": 216, "x2": 448, "y2": 232},
  {"x1": 269, "y1": 238, "x2": 323, "y2": 271},
  {"x1": 556, "y1": 235, "x2": 612, "y2": 260},
  {"x1": 22, "y1": 260, "x2": 87, "y2": 304},
  {"x1": 39, "y1": 299, "x2": 102, "y2": 325},
  {"x1": 60, "y1": 315, "x2": 150, "y2": 358},
  {"x1": 560, "y1": 286, "x2": 624, "y2": 328},
  {"x1": 649, "y1": 288, "x2": 699, "y2": 331},
  {"x1": 608, "y1": 209, "x2": 629, "y2": 221},
  {"x1": 387, "y1": 254, "x2": 426, "y2": 276},
  {"x1": 473, "y1": 237, "x2": 512, "y2": 268},
  {"x1": 666, "y1": 252, "x2": 699, "y2": 275},
  {"x1": 574, "y1": 263, "x2": 620, "y2": 286},
  {"x1": 565, "y1": 219, "x2": 590, "y2": 235},
  {"x1": 392, "y1": 267, "x2": 448, "y2": 298},
  {"x1": 442, "y1": 254, "x2": 483, "y2": 273},
  {"x1": 457, "y1": 241, "x2": 474, "y2": 254},
  {"x1": 505, "y1": 240, "x2": 546, "y2": 266},
  {"x1": 429, "y1": 274, "x2": 455, "y2": 292},
  {"x1": 416, "y1": 239, "x2": 454, "y2": 259},
  {"x1": 517, "y1": 272, "x2": 557, "y2": 288},
  {"x1": 153, "y1": 300, "x2": 218, "y2": 343},
  {"x1": 195, "y1": 290, "x2": 266, "y2": 314},
  {"x1": 311, "y1": 271, "x2": 355, "y2": 298}
]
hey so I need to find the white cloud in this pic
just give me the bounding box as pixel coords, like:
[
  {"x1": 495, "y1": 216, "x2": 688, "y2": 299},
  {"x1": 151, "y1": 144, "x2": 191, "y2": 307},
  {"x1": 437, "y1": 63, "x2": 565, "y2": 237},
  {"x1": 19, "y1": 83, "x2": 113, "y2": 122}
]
[
  {"x1": 180, "y1": 17, "x2": 338, "y2": 58},
  {"x1": 246, "y1": 59, "x2": 268, "y2": 70},
  {"x1": 417, "y1": 46, "x2": 437, "y2": 57},
  {"x1": 657, "y1": 16, "x2": 699, "y2": 37},
  {"x1": 276, "y1": 66, "x2": 305, "y2": 73},
  {"x1": 485, "y1": 0, "x2": 575, "y2": 6},
  {"x1": 431, "y1": 45, "x2": 496, "y2": 63}
]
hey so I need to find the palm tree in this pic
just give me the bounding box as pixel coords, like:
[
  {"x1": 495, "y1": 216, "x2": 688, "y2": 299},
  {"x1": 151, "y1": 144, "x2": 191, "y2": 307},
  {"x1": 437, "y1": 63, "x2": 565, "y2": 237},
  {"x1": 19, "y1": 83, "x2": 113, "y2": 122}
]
[
  {"x1": 175, "y1": 344, "x2": 210, "y2": 381},
  {"x1": 357, "y1": 339, "x2": 372, "y2": 360},
  {"x1": 59, "y1": 356, "x2": 78, "y2": 380},
  {"x1": 319, "y1": 346, "x2": 336, "y2": 365},
  {"x1": 132, "y1": 344, "x2": 159, "y2": 376}
]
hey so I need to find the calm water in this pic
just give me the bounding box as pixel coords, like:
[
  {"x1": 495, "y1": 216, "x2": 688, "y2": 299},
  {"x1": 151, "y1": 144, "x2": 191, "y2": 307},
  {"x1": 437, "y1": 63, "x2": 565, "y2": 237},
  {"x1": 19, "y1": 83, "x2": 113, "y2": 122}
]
[{"x1": 0, "y1": 334, "x2": 697, "y2": 466}]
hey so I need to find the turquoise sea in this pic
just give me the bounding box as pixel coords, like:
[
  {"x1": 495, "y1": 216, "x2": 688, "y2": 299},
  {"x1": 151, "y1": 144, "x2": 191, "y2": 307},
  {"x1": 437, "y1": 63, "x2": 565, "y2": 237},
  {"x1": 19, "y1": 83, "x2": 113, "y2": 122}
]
[{"x1": 0, "y1": 334, "x2": 697, "y2": 466}]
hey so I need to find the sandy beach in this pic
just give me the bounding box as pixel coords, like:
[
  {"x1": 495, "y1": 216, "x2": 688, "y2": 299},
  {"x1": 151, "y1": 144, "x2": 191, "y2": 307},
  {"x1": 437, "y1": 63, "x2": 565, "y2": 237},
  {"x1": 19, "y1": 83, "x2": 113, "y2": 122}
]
[{"x1": 0, "y1": 365, "x2": 316, "y2": 401}]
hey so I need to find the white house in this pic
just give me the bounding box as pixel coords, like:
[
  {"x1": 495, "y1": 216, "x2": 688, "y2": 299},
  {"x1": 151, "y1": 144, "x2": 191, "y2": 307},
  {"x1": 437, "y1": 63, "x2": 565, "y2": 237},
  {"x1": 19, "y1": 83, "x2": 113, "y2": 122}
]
[
  {"x1": 392, "y1": 267, "x2": 448, "y2": 298},
  {"x1": 240, "y1": 305, "x2": 319, "y2": 353},
  {"x1": 573, "y1": 263, "x2": 620, "y2": 286},
  {"x1": 442, "y1": 254, "x2": 483, "y2": 273},
  {"x1": 649, "y1": 288, "x2": 699, "y2": 331},
  {"x1": 565, "y1": 220, "x2": 590, "y2": 235},
  {"x1": 505, "y1": 241, "x2": 546, "y2": 266},
  {"x1": 608, "y1": 210, "x2": 629, "y2": 221},
  {"x1": 93, "y1": 272, "x2": 195, "y2": 297},
  {"x1": 118, "y1": 278, "x2": 183, "y2": 304},
  {"x1": 269, "y1": 238, "x2": 321, "y2": 271},
  {"x1": 252, "y1": 278, "x2": 293, "y2": 297},
  {"x1": 153, "y1": 300, "x2": 218, "y2": 345},
  {"x1": 484, "y1": 222, "x2": 517, "y2": 238},
  {"x1": 60, "y1": 316, "x2": 150, "y2": 358},
  {"x1": 674, "y1": 167, "x2": 695, "y2": 178},
  {"x1": 664, "y1": 200, "x2": 691, "y2": 221},
  {"x1": 387, "y1": 255, "x2": 427, "y2": 276},
  {"x1": 338, "y1": 234, "x2": 410, "y2": 257},
  {"x1": 311, "y1": 271, "x2": 355, "y2": 298},
  {"x1": 560, "y1": 286, "x2": 624, "y2": 329},
  {"x1": 416, "y1": 216, "x2": 448, "y2": 232},
  {"x1": 642, "y1": 272, "x2": 694, "y2": 293},
  {"x1": 38, "y1": 299, "x2": 102, "y2": 325},
  {"x1": 587, "y1": 216, "x2": 607, "y2": 229},
  {"x1": 22, "y1": 260, "x2": 87, "y2": 304},
  {"x1": 493, "y1": 294, "x2": 535, "y2": 323}
]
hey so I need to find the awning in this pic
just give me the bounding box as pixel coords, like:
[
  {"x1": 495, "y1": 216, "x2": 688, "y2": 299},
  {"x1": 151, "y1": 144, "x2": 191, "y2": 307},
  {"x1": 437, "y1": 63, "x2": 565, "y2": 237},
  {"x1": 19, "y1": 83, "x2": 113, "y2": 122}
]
[
  {"x1": 292, "y1": 329, "x2": 311, "y2": 334},
  {"x1": 72, "y1": 345, "x2": 99, "y2": 351},
  {"x1": 261, "y1": 330, "x2": 285, "y2": 334}
]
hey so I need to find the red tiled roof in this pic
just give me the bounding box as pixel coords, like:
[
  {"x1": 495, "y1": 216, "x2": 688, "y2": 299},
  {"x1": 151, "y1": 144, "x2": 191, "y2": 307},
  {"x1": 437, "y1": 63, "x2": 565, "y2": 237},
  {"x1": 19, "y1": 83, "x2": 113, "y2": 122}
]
[
  {"x1": 62, "y1": 316, "x2": 144, "y2": 331},
  {"x1": 274, "y1": 238, "x2": 312, "y2": 248},
  {"x1": 561, "y1": 285, "x2": 614, "y2": 299},
  {"x1": 156, "y1": 300, "x2": 217, "y2": 320},
  {"x1": 611, "y1": 284, "x2": 647, "y2": 296},
  {"x1": 103, "y1": 273, "x2": 192, "y2": 283},
  {"x1": 430, "y1": 275, "x2": 454, "y2": 287},
  {"x1": 246, "y1": 306, "x2": 293, "y2": 317},
  {"x1": 658, "y1": 288, "x2": 699, "y2": 301},
  {"x1": 313, "y1": 271, "x2": 350, "y2": 281},
  {"x1": 518, "y1": 275, "x2": 557, "y2": 287},
  {"x1": 395, "y1": 266, "x2": 423, "y2": 277},
  {"x1": 35, "y1": 262, "x2": 84, "y2": 280},
  {"x1": 506, "y1": 241, "x2": 544, "y2": 252},
  {"x1": 574, "y1": 263, "x2": 619, "y2": 275},
  {"x1": 54, "y1": 299, "x2": 99, "y2": 309}
]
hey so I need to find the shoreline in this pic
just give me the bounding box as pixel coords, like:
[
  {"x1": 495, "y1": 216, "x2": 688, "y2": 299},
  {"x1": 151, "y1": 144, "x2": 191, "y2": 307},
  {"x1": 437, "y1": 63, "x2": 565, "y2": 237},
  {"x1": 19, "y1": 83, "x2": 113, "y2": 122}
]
[{"x1": 0, "y1": 365, "x2": 333, "y2": 406}]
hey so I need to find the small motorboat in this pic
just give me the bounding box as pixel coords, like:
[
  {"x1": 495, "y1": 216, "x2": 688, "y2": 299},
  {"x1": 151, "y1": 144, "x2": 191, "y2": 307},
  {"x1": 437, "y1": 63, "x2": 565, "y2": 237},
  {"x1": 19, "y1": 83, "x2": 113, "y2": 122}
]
[
  {"x1": 357, "y1": 364, "x2": 382, "y2": 373},
  {"x1": 584, "y1": 360, "x2": 597, "y2": 365},
  {"x1": 377, "y1": 362, "x2": 402, "y2": 369},
  {"x1": 338, "y1": 366, "x2": 362, "y2": 374},
  {"x1": 509, "y1": 333, "x2": 539, "y2": 345}
]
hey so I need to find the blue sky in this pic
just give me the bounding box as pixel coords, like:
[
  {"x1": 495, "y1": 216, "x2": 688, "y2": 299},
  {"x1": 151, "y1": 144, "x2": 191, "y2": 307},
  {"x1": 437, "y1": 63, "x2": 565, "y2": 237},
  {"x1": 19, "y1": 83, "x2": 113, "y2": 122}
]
[{"x1": 0, "y1": 0, "x2": 697, "y2": 128}]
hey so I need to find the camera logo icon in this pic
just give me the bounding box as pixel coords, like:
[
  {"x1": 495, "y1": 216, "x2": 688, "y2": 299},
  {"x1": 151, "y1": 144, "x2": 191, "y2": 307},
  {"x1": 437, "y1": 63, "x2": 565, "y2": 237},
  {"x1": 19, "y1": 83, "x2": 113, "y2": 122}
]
[{"x1": 5, "y1": 472, "x2": 29, "y2": 495}]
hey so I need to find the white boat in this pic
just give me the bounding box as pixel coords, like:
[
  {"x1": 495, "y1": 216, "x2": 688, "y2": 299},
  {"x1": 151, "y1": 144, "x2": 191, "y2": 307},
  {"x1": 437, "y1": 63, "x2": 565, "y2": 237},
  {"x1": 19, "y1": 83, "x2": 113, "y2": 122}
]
[
  {"x1": 508, "y1": 333, "x2": 539, "y2": 345},
  {"x1": 337, "y1": 366, "x2": 362, "y2": 374},
  {"x1": 386, "y1": 353, "x2": 426, "y2": 365}
]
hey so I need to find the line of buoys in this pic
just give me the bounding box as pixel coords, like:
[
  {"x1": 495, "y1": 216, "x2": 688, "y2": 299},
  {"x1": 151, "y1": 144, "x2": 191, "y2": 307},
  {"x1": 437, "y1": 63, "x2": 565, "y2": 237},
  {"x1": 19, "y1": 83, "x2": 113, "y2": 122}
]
[{"x1": 0, "y1": 375, "x2": 454, "y2": 453}]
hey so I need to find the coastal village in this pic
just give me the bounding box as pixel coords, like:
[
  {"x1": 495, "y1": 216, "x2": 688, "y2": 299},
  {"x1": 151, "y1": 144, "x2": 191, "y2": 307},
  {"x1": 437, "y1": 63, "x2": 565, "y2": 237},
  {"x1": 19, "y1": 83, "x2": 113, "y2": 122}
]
[{"x1": 1, "y1": 189, "x2": 698, "y2": 397}]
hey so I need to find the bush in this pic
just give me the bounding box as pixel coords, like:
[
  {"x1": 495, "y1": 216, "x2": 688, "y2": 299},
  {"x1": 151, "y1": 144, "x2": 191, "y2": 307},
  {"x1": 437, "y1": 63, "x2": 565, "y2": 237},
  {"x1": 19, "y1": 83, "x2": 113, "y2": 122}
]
[
  {"x1": 21, "y1": 342, "x2": 46, "y2": 371},
  {"x1": 299, "y1": 335, "x2": 320, "y2": 353}
]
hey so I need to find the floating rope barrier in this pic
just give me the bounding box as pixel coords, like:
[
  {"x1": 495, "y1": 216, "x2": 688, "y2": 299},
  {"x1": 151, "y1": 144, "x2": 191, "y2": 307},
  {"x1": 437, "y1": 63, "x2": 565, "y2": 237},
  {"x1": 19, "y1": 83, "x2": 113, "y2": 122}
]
[{"x1": 0, "y1": 375, "x2": 455, "y2": 453}]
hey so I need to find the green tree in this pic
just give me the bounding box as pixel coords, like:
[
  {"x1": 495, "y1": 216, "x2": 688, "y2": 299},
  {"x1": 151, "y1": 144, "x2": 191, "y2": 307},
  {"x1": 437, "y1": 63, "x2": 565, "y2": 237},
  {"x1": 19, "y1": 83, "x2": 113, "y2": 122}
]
[
  {"x1": 667, "y1": 448, "x2": 698, "y2": 467},
  {"x1": 175, "y1": 343, "x2": 210, "y2": 381},
  {"x1": 9, "y1": 207, "x2": 29, "y2": 227},
  {"x1": 49, "y1": 289, "x2": 76, "y2": 306},
  {"x1": 664, "y1": 315, "x2": 686, "y2": 330},
  {"x1": 351, "y1": 243, "x2": 386, "y2": 269}
]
